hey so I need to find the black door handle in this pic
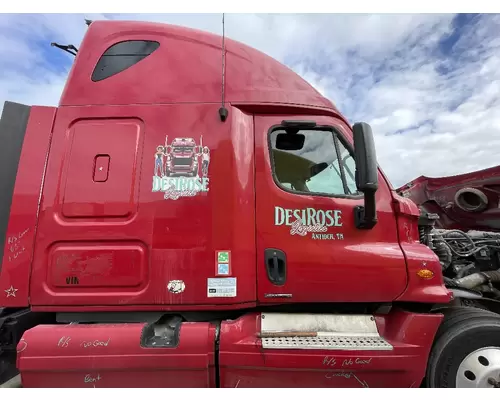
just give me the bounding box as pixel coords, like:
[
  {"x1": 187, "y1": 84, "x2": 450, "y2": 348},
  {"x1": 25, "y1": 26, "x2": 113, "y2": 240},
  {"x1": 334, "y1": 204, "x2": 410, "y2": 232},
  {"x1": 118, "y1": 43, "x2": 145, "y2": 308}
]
[{"x1": 264, "y1": 248, "x2": 286, "y2": 286}]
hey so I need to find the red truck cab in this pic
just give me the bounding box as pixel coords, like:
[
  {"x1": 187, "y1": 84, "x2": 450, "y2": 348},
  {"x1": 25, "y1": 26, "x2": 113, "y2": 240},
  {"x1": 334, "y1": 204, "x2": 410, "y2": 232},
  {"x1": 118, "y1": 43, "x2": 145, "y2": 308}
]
[
  {"x1": 1, "y1": 19, "x2": 450, "y2": 311},
  {"x1": 1, "y1": 19, "x2": 499, "y2": 389}
]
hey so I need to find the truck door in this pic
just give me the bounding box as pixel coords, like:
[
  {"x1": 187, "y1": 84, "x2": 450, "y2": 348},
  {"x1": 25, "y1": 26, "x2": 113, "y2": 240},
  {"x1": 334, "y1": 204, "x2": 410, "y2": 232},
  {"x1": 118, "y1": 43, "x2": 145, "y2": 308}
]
[{"x1": 255, "y1": 115, "x2": 408, "y2": 303}]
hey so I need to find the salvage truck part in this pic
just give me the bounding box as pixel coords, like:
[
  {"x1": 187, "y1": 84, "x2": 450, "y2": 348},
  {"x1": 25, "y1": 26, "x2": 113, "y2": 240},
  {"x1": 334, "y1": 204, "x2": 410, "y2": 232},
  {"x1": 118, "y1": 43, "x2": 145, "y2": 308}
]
[{"x1": 1, "y1": 19, "x2": 500, "y2": 388}]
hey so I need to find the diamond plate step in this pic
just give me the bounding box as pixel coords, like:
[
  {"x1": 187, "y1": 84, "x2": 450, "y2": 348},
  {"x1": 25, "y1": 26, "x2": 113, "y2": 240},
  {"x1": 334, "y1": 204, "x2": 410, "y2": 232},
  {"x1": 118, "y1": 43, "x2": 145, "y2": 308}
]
[
  {"x1": 261, "y1": 335, "x2": 393, "y2": 350},
  {"x1": 259, "y1": 313, "x2": 393, "y2": 351}
]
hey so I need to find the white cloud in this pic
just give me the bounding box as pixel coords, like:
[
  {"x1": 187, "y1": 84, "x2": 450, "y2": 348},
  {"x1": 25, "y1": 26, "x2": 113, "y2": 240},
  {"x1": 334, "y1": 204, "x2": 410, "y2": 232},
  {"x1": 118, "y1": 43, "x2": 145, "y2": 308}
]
[{"x1": 1, "y1": 13, "x2": 500, "y2": 188}]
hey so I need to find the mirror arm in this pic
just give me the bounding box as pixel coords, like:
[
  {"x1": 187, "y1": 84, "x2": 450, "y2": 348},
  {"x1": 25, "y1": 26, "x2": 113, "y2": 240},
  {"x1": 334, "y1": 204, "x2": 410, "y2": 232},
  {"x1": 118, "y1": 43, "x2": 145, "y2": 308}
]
[{"x1": 354, "y1": 193, "x2": 377, "y2": 229}]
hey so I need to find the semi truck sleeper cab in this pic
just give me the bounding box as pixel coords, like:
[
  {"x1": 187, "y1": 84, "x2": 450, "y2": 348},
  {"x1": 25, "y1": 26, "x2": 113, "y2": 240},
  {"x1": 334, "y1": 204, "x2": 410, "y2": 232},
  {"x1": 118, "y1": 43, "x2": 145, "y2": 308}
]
[{"x1": 0, "y1": 19, "x2": 500, "y2": 388}]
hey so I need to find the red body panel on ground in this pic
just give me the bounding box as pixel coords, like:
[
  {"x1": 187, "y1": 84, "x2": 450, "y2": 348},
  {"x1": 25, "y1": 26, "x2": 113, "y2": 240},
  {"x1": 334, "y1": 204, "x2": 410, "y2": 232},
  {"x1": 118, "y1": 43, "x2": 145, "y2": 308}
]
[
  {"x1": 17, "y1": 322, "x2": 216, "y2": 388},
  {"x1": 219, "y1": 311, "x2": 443, "y2": 388},
  {"x1": 16, "y1": 310, "x2": 442, "y2": 388}
]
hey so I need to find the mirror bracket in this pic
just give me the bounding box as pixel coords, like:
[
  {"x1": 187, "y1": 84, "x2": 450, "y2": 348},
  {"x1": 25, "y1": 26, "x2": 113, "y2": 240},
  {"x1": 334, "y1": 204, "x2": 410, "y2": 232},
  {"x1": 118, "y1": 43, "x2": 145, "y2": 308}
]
[{"x1": 354, "y1": 205, "x2": 377, "y2": 230}]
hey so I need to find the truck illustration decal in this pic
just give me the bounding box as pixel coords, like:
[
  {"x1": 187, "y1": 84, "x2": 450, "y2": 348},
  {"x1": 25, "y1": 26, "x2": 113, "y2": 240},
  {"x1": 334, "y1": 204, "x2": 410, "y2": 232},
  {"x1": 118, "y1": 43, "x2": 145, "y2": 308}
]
[{"x1": 152, "y1": 135, "x2": 210, "y2": 200}]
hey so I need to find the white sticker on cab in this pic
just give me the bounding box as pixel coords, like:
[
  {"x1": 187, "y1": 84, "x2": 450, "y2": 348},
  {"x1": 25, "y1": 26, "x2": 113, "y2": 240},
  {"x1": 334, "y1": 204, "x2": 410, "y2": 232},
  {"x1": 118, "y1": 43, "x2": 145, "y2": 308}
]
[{"x1": 207, "y1": 277, "x2": 237, "y2": 298}]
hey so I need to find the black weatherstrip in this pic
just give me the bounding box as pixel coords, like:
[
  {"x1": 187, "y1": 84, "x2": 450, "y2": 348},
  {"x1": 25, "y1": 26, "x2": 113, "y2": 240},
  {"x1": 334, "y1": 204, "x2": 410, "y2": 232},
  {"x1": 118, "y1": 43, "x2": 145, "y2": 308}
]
[{"x1": 0, "y1": 101, "x2": 31, "y2": 272}]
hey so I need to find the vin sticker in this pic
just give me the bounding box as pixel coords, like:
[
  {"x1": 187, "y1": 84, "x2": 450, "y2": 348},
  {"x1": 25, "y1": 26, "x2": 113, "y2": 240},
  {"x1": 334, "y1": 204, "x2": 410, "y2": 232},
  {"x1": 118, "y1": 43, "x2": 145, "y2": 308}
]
[{"x1": 207, "y1": 278, "x2": 236, "y2": 298}]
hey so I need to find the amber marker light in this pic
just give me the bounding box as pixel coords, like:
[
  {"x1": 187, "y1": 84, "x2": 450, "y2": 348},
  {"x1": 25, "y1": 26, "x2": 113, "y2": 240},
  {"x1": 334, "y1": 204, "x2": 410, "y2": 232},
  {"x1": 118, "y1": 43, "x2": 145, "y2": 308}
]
[{"x1": 417, "y1": 269, "x2": 434, "y2": 279}]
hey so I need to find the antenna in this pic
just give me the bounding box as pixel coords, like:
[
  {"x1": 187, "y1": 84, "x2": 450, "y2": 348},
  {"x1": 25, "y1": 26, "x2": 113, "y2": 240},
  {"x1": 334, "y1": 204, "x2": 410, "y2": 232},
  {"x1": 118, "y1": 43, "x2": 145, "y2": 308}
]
[{"x1": 218, "y1": 13, "x2": 229, "y2": 122}]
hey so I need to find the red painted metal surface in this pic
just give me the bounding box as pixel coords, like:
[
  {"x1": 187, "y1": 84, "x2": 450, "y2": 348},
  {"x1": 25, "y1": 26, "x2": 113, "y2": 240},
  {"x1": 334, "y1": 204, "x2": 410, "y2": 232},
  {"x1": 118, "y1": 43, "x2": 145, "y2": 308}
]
[
  {"x1": 255, "y1": 114, "x2": 409, "y2": 303},
  {"x1": 392, "y1": 194, "x2": 452, "y2": 303},
  {"x1": 397, "y1": 165, "x2": 500, "y2": 232},
  {"x1": 218, "y1": 311, "x2": 443, "y2": 388},
  {"x1": 28, "y1": 105, "x2": 256, "y2": 308},
  {"x1": 17, "y1": 322, "x2": 216, "y2": 388},
  {"x1": 17, "y1": 309, "x2": 442, "y2": 388},
  {"x1": 61, "y1": 119, "x2": 142, "y2": 218},
  {"x1": 0, "y1": 19, "x2": 450, "y2": 311},
  {"x1": 60, "y1": 20, "x2": 336, "y2": 111},
  {"x1": 29, "y1": 302, "x2": 257, "y2": 313},
  {"x1": 0, "y1": 19, "x2": 462, "y2": 389},
  {"x1": 0, "y1": 106, "x2": 56, "y2": 307}
]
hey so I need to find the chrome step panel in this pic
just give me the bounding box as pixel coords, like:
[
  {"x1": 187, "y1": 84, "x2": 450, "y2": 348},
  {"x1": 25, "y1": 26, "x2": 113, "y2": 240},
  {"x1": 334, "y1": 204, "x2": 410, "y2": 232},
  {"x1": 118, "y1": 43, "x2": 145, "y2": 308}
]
[{"x1": 261, "y1": 313, "x2": 379, "y2": 334}]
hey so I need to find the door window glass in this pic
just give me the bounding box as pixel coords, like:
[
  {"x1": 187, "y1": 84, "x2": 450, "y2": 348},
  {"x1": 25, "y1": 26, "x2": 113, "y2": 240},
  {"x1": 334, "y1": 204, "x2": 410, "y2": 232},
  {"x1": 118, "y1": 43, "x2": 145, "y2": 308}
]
[{"x1": 270, "y1": 128, "x2": 359, "y2": 196}]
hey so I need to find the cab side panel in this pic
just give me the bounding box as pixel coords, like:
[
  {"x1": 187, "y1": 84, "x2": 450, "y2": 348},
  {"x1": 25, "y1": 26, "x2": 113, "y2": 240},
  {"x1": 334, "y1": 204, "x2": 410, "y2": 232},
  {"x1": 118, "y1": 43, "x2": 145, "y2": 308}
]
[
  {"x1": 0, "y1": 104, "x2": 56, "y2": 308},
  {"x1": 29, "y1": 104, "x2": 257, "y2": 308}
]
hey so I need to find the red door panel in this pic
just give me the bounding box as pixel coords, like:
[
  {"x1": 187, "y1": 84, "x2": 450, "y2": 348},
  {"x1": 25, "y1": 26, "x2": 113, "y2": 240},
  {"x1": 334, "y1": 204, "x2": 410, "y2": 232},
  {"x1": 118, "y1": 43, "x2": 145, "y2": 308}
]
[
  {"x1": 254, "y1": 115, "x2": 408, "y2": 303},
  {"x1": 62, "y1": 119, "x2": 141, "y2": 218},
  {"x1": 29, "y1": 104, "x2": 256, "y2": 308}
]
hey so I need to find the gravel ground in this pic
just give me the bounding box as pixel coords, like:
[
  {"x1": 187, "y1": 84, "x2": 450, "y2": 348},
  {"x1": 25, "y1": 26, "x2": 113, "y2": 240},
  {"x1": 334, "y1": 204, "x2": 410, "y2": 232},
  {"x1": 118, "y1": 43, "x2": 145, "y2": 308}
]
[{"x1": 0, "y1": 374, "x2": 21, "y2": 388}]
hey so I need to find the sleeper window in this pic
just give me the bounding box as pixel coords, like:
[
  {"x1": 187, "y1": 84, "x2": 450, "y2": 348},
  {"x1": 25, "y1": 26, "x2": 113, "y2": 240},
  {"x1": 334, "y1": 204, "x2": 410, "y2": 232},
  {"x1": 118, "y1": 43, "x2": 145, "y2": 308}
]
[
  {"x1": 270, "y1": 128, "x2": 359, "y2": 196},
  {"x1": 91, "y1": 40, "x2": 160, "y2": 82}
]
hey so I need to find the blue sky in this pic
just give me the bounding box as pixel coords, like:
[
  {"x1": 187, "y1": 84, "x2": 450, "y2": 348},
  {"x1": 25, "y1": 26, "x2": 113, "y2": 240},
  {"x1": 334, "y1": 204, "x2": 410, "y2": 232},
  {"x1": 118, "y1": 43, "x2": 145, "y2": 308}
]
[{"x1": 1, "y1": 13, "x2": 499, "y2": 187}]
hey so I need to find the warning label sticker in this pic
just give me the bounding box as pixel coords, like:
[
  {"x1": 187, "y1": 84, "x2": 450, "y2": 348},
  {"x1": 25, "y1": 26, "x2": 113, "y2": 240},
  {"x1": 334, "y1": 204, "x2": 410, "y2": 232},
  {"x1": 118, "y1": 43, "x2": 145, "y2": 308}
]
[{"x1": 207, "y1": 278, "x2": 237, "y2": 298}]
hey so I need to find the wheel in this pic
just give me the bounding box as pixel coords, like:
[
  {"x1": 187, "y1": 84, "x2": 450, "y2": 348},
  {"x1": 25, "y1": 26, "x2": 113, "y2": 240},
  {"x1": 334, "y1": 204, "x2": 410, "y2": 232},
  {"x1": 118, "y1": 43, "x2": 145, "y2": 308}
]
[{"x1": 426, "y1": 306, "x2": 500, "y2": 388}]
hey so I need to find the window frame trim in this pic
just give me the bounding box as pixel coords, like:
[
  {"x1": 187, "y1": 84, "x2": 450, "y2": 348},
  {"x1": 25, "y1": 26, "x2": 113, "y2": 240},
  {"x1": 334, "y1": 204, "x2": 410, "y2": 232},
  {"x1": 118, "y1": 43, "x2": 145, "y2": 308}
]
[{"x1": 267, "y1": 123, "x2": 365, "y2": 200}]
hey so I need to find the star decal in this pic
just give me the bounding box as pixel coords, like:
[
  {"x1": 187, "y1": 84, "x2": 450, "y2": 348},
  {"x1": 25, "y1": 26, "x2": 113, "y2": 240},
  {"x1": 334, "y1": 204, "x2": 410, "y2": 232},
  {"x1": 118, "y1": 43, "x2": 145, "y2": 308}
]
[{"x1": 5, "y1": 285, "x2": 18, "y2": 297}]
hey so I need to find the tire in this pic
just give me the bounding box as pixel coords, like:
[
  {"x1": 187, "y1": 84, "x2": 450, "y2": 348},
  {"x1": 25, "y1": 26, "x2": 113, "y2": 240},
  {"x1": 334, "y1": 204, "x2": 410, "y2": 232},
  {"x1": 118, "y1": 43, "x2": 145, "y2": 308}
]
[{"x1": 426, "y1": 306, "x2": 500, "y2": 388}]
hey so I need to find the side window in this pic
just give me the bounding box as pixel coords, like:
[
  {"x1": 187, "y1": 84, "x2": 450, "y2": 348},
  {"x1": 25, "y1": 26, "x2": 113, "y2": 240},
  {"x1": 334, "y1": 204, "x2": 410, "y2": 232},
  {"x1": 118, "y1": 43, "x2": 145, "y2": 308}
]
[
  {"x1": 270, "y1": 128, "x2": 359, "y2": 196},
  {"x1": 91, "y1": 40, "x2": 160, "y2": 82}
]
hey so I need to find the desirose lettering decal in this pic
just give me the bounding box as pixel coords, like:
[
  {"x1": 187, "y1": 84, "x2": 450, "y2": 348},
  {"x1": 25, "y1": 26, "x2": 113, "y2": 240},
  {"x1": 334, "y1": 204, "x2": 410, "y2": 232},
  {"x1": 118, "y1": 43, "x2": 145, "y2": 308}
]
[
  {"x1": 275, "y1": 206, "x2": 344, "y2": 240},
  {"x1": 154, "y1": 177, "x2": 209, "y2": 200}
]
